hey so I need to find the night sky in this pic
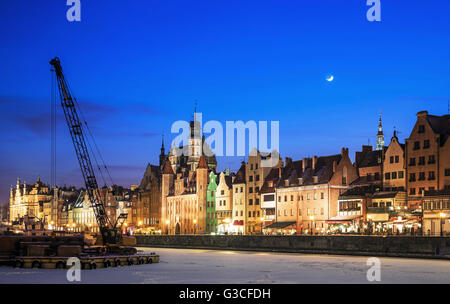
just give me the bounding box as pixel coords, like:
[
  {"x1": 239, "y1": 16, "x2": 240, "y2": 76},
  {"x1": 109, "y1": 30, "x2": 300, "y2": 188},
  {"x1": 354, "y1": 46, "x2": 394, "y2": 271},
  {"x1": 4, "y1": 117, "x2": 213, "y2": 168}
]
[{"x1": 0, "y1": 0, "x2": 449, "y2": 205}]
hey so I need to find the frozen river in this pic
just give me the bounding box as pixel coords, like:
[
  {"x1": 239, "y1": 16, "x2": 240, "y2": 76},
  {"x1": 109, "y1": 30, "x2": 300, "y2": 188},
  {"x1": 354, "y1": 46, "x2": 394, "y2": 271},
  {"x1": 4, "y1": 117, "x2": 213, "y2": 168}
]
[{"x1": 1, "y1": 247, "x2": 449, "y2": 284}]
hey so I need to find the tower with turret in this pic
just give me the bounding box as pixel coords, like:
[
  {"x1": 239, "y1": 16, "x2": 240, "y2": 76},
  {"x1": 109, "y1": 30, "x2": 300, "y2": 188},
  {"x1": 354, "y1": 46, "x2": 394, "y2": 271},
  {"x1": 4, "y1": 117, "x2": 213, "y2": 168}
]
[
  {"x1": 376, "y1": 111, "x2": 385, "y2": 151},
  {"x1": 196, "y1": 155, "x2": 208, "y2": 234},
  {"x1": 161, "y1": 160, "x2": 174, "y2": 234}
]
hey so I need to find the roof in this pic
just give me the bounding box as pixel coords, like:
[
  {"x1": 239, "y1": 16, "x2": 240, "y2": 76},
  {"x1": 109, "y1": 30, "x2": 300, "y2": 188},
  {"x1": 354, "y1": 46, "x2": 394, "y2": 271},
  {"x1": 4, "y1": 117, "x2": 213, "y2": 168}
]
[
  {"x1": 224, "y1": 174, "x2": 233, "y2": 189},
  {"x1": 357, "y1": 150, "x2": 382, "y2": 168},
  {"x1": 339, "y1": 185, "x2": 379, "y2": 199},
  {"x1": 372, "y1": 191, "x2": 400, "y2": 199},
  {"x1": 197, "y1": 155, "x2": 208, "y2": 169},
  {"x1": 423, "y1": 188, "x2": 450, "y2": 197},
  {"x1": 265, "y1": 221, "x2": 296, "y2": 229},
  {"x1": 233, "y1": 163, "x2": 246, "y2": 184},
  {"x1": 260, "y1": 167, "x2": 281, "y2": 193},
  {"x1": 277, "y1": 153, "x2": 343, "y2": 187},
  {"x1": 162, "y1": 160, "x2": 174, "y2": 175},
  {"x1": 427, "y1": 114, "x2": 450, "y2": 146},
  {"x1": 139, "y1": 163, "x2": 161, "y2": 189}
]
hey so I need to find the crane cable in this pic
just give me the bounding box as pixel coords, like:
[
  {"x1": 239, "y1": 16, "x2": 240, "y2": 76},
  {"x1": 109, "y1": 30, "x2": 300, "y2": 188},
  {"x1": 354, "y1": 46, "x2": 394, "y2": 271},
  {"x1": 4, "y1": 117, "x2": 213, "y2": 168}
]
[
  {"x1": 50, "y1": 68, "x2": 56, "y2": 188},
  {"x1": 67, "y1": 82, "x2": 115, "y2": 187}
]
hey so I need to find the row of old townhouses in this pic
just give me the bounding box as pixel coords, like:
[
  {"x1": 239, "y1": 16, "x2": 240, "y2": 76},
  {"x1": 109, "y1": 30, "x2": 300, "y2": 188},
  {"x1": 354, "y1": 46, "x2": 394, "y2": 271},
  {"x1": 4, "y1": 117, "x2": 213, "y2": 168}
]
[{"x1": 7, "y1": 110, "x2": 450, "y2": 236}]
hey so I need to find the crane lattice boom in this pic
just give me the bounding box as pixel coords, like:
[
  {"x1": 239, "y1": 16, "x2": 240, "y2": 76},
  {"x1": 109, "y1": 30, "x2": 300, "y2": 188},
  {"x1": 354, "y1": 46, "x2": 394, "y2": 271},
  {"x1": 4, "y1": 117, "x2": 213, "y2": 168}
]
[{"x1": 50, "y1": 57, "x2": 122, "y2": 245}]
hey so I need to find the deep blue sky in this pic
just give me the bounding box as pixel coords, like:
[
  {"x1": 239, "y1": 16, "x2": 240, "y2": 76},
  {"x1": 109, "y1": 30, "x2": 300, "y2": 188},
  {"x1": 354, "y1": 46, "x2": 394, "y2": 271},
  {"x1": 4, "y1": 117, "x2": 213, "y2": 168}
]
[{"x1": 0, "y1": 0, "x2": 449, "y2": 205}]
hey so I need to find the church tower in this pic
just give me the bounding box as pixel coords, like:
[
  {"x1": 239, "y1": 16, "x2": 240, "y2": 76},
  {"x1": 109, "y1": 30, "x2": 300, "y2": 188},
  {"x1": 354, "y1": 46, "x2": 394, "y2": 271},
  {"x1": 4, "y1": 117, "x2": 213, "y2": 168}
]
[
  {"x1": 161, "y1": 159, "x2": 174, "y2": 234},
  {"x1": 376, "y1": 111, "x2": 384, "y2": 151},
  {"x1": 187, "y1": 103, "x2": 203, "y2": 171},
  {"x1": 159, "y1": 134, "x2": 166, "y2": 171},
  {"x1": 196, "y1": 155, "x2": 208, "y2": 234}
]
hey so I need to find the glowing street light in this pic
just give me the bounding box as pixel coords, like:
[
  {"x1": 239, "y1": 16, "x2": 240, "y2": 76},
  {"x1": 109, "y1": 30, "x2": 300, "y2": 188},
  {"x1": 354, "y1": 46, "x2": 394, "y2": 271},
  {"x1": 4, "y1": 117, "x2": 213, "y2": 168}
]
[
  {"x1": 309, "y1": 216, "x2": 315, "y2": 235},
  {"x1": 260, "y1": 217, "x2": 265, "y2": 235},
  {"x1": 440, "y1": 213, "x2": 447, "y2": 236},
  {"x1": 193, "y1": 219, "x2": 198, "y2": 235}
]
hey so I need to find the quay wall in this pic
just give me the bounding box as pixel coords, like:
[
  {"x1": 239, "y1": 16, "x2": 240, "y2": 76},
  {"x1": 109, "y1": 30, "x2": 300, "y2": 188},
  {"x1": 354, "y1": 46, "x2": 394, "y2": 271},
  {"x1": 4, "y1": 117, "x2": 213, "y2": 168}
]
[{"x1": 135, "y1": 235, "x2": 450, "y2": 259}]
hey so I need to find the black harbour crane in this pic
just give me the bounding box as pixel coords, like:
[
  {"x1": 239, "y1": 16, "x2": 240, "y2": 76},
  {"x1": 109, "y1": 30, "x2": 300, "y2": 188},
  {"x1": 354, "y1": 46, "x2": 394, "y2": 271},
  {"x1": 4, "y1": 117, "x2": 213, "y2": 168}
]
[{"x1": 50, "y1": 57, "x2": 126, "y2": 246}]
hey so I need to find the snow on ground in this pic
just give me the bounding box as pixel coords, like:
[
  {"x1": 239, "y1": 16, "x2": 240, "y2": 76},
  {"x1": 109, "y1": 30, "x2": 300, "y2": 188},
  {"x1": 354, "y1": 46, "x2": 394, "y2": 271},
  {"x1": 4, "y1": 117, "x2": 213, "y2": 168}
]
[{"x1": 1, "y1": 247, "x2": 449, "y2": 284}]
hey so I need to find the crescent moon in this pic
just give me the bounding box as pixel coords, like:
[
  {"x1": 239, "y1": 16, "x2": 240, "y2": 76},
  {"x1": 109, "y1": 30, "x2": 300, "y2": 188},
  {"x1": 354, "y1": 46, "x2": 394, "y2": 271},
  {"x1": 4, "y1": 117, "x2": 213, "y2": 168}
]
[{"x1": 326, "y1": 75, "x2": 334, "y2": 82}]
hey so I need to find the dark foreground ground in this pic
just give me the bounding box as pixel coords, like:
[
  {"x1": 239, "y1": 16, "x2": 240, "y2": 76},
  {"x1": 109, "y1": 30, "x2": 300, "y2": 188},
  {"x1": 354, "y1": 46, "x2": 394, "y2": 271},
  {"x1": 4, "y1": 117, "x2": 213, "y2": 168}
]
[{"x1": 1, "y1": 247, "x2": 450, "y2": 284}]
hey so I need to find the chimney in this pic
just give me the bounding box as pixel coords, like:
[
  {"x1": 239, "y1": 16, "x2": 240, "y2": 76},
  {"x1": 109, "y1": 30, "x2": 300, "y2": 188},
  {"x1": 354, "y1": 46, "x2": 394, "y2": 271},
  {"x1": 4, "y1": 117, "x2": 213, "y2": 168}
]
[
  {"x1": 312, "y1": 156, "x2": 318, "y2": 170},
  {"x1": 313, "y1": 176, "x2": 318, "y2": 184},
  {"x1": 332, "y1": 160, "x2": 337, "y2": 173},
  {"x1": 341, "y1": 147, "x2": 348, "y2": 156},
  {"x1": 417, "y1": 110, "x2": 428, "y2": 118},
  {"x1": 284, "y1": 179, "x2": 289, "y2": 187},
  {"x1": 285, "y1": 157, "x2": 292, "y2": 167},
  {"x1": 278, "y1": 167, "x2": 282, "y2": 178},
  {"x1": 298, "y1": 177, "x2": 303, "y2": 185}
]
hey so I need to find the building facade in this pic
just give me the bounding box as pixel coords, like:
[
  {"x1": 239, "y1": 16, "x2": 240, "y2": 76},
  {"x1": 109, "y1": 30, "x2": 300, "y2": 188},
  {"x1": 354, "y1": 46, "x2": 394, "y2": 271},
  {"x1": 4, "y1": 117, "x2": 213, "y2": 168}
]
[
  {"x1": 231, "y1": 163, "x2": 246, "y2": 234},
  {"x1": 422, "y1": 189, "x2": 450, "y2": 236},
  {"x1": 9, "y1": 177, "x2": 52, "y2": 227},
  {"x1": 161, "y1": 155, "x2": 209, "y2": 235},
  {"x1": 206, "y1": 171, "x2": 218, "y2": 234},
  {"x1": 405, "y1": 111, "x2": 450, "y2": 210},
  {"x1": 245, "y1": 149, "x2": 281, "y2": 234},
  {"x1": 215, "y1": 170, "x2": 233, "y2": 234},
  {"x1": 274, "y1": 148, "x2": 358, "y2": 235},
  {"x1": 383, "y1": 131, "x2": 406, "y2": 191}
]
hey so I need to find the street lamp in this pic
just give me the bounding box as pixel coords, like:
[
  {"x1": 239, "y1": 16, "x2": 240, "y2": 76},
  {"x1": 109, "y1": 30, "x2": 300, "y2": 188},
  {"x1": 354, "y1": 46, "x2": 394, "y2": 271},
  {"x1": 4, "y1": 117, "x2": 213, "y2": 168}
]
[
  {"x1": 224, "y1": 218, "x2": 231, "y2": 235},
  {"x1": 440, "y1": 213, "x2": 446, "y2": 237},
  {"x1": 310, "y1": 216, "x2": 314, "y2": 235},
  {"x1": 367, "y1": 215, "x2": 372, "y2": 235},
  {"x1": 260, "y1": 217, "x2": 265, "y2": 235},
  {"x1": 193, "y1": 219, "x2": 198, "y2": 235},
  {"x1": 165, "y1": 219, "x2": 170, "y2": 235}
]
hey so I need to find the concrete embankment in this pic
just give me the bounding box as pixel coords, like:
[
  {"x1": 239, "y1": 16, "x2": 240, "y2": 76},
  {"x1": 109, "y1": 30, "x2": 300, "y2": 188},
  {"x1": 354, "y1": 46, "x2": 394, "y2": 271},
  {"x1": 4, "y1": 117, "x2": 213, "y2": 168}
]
[{"x1": 135, "y1": 235, "x2": 450, "y2": 259}]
